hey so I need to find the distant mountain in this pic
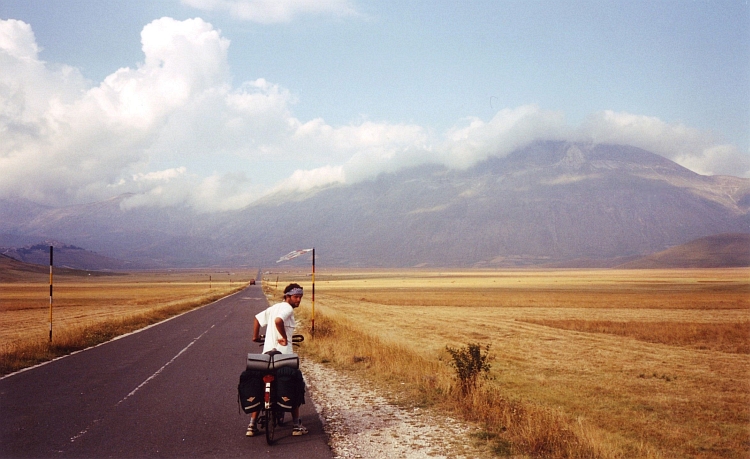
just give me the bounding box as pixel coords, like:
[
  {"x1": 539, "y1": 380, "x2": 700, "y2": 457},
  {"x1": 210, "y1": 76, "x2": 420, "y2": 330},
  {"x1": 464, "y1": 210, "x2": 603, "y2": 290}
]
[
  {"x1": 0, "y1": 253, "x2": 50, "y2": 281},
  {"x1": 0, "y1": 195, "x2": 223, "y2": 267},
  {"x1": 219, "y1": 141, "x2": 749, "y2": 267},
  {"x1": 617, "y1": 233, "x2": 750, "y2": 268},
  {"x1": 1, "y1": 242, "x2": 144, "y2": 271},
  {"x1": 0, "y1": 252, "x2": 118, "y2": 282},
  {"x1": 1, "y1": 141, "x2": 748, "y2": 268}
]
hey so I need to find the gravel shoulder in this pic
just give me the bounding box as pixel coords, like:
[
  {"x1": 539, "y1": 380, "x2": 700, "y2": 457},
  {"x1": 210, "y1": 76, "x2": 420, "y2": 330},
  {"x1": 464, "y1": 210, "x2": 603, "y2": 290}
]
[{"x1": 302, "y1": 359, "x2": 491, "y2": 459}]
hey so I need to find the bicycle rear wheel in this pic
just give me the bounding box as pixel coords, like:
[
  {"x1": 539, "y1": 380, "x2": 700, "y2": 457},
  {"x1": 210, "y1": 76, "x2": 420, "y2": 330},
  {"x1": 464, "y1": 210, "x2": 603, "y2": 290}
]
[{"x1": 264, "y1": 409, "x2": 276, "y2": 445}]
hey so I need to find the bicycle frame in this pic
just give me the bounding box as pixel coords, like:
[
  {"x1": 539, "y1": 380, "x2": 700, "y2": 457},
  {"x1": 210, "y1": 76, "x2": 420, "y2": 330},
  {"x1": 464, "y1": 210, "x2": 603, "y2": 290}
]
[
  {"x1": 261, "y1": 373, "x2": 277, "y2": 444},
  {"x1": 263, "y1": 374, "x2": 275, "y2": 409}
]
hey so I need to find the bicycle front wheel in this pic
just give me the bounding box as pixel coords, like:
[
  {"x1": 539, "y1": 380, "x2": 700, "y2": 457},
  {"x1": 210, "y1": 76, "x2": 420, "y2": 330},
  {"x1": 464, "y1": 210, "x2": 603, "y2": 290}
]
[{"x1": 264, "y1": 409, "x2": 276, "y2": 445}]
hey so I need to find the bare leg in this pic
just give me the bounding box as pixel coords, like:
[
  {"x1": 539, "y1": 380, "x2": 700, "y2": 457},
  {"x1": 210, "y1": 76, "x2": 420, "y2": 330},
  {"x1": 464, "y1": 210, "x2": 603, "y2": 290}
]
[
  {"x1": 246, "y1": 412, "x2": 259, "y2": 436},
  {"x1": 291, "y1": 406, "x2": 307, "y2": 435}
]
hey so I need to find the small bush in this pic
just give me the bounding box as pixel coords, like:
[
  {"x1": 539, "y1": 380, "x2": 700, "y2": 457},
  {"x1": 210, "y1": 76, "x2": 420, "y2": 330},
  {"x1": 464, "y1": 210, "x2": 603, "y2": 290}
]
[{"x1": 445, "y1": 342, "x2": 491, "y2": 394}]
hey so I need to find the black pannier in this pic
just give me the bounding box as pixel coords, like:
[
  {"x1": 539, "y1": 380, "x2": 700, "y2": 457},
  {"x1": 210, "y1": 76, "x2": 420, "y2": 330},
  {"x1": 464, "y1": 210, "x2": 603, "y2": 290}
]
[
  {"x1": 273, "y1": 366, "x2": 304, "y2": 412},
  {"x1": 237, "y1": 369, "x2": 264, "y2": 414}
]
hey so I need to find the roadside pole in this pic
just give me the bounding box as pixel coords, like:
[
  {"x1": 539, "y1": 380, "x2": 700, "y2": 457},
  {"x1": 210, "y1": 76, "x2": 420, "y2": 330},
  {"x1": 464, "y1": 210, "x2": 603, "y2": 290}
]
[
  {"x1": 311, "y1": 248, "x2": 315, "y2": 335},
  {"x1": 276, "y1": 248, "x2": 316, "y2": 335},
  {"x1": 49, "y1": 246, "x2": 53, "y2": 343}
]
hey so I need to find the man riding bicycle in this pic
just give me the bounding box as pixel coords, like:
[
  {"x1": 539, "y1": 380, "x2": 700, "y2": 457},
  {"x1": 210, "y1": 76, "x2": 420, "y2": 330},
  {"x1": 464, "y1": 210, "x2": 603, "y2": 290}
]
[{"x1": 247, "y1": 283, "x2": 308, "y2": 437}]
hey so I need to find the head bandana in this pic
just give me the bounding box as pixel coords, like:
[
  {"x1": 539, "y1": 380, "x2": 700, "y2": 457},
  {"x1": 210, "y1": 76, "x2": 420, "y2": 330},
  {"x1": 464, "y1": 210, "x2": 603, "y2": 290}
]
[{"x1": 285, "y1": 287, "x2": 303, "y2": 296}]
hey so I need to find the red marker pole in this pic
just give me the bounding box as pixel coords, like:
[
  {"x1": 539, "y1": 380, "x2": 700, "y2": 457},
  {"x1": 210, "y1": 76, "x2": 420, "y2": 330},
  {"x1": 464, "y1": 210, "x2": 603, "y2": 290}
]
[
  {"x1": 311, "y1": 248, "x2": 315, "y2": 336},
  {"x1": 49, "y1": 246, "x2": 53, "y2": 343}
]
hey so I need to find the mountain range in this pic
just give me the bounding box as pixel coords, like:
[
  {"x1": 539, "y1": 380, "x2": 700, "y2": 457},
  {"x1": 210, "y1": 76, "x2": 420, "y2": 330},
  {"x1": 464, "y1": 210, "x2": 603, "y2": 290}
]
[
  {"x1": 1, "y1": 141, "x2": 748, "y2": 269},
  {"x1": 0, "y1": 243, "x2": 139, "y2": 271}
]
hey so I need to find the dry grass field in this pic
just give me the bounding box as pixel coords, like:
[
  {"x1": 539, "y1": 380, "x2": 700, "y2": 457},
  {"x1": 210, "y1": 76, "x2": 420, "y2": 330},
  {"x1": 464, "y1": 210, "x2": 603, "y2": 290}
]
[
  {"x1": 0, "y1": 268, "x2": 256, "y2": 375},
  {"x1": 266, "y1": 268, "x2": 750, "y2": 458}
]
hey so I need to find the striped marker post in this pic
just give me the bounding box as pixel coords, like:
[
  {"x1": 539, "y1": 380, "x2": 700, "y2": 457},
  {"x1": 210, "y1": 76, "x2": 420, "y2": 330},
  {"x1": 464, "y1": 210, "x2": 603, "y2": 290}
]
[
  {"x1": 311, "y1": 247, "x2": 316, "y2": 336},
  {"x1": 49, "y1": 246, "x2": 53, "y2": 343}
]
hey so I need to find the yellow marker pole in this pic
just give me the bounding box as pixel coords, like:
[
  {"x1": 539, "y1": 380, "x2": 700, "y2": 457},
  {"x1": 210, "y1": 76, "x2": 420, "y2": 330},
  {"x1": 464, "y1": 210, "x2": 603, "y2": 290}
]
[{"x1": 49, "y1": 246, "x2": 53, "y2": 343}]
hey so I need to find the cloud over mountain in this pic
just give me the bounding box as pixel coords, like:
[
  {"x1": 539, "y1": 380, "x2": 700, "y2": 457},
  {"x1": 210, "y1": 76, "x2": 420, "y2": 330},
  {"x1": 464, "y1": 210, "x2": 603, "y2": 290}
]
[
  {"x1": 0, "y1": 17, "x2": 747, "y2": 214},
  {"x1": 2, "y1": 141, "x2": 746, "y2": 269},
  {"x1": 580, "y1": 111, "x2": 749, "y2": 177}
]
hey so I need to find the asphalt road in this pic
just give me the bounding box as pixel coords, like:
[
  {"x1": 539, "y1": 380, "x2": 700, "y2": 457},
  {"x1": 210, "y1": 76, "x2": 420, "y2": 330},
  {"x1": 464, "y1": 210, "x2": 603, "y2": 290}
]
[{"x1": 0, "y1": 284, "x2": 334, "y2": 458}]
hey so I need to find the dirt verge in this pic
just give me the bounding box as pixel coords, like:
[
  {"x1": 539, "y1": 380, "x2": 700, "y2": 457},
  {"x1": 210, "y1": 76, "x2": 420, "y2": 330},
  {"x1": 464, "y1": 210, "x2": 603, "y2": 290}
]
[{"x1": 302, "y1": 359, "x2": 491, "y2": 458}]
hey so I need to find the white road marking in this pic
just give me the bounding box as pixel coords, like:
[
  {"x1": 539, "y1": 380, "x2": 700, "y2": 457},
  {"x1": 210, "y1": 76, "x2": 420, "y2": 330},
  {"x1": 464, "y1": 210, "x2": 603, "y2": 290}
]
[
  {"x1": 117, "y1": 325, "x2": 214, "y2": 406},
  {"x1": 70, "y1": 325, "x2": 215, "y2": 443}
]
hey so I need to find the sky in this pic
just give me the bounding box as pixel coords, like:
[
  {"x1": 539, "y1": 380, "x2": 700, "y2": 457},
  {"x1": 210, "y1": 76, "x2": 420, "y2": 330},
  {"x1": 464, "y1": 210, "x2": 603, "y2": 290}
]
[{"x1": 1, "y1": 0, "x2": 748, "y2": 212}]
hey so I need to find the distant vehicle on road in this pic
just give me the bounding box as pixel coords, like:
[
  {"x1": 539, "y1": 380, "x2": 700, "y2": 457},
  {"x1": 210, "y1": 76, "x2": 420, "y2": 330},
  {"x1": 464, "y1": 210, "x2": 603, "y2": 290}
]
[{"x1": 249, "y1": 279, "x2": 256, "y2": 285}]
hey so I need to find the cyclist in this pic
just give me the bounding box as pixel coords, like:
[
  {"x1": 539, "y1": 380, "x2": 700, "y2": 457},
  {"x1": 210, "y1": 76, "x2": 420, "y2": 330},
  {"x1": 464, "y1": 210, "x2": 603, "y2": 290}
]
[{"x1": 247, "y1": 283, "x2": 308, "y2": 437}]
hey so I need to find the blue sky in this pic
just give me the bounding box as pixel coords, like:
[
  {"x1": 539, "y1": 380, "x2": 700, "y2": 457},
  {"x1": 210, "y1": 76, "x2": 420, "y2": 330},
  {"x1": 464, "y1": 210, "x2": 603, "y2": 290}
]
[{"x1": 1, "y1": 0, "x2": 748, "y2": 211}]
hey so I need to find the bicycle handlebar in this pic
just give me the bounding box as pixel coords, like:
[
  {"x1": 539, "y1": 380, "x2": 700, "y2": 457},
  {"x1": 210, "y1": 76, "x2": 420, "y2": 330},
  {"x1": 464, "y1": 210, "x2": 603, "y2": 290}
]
[{"x1": 254, "y1": 334, "x2": 304, "y2": 344}]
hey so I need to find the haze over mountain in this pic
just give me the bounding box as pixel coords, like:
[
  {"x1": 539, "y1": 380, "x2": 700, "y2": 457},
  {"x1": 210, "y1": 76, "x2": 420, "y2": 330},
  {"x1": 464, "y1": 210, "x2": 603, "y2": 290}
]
[
  {"x1": 617, "y1": 233, "x2": 750, "y2": 269},
  {"x1": 1, "y1": 142, "x2": 748, "y2": 268}
]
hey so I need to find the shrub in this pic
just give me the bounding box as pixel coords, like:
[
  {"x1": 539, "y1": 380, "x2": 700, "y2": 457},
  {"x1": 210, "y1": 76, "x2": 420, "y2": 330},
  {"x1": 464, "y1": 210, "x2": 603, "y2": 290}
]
[{"x1": 445, "y1": 342, "x2": 491, "y2": 394}]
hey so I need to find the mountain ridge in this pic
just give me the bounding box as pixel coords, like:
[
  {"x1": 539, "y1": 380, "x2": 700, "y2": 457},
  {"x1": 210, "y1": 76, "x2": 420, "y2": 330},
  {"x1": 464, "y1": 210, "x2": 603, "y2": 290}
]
[
  {"x1": 1, "y1": 141, "x2": 748, "y2": 268},
  {"x1": 219, "y1": 141, "x2": 748, "y2": 267}
]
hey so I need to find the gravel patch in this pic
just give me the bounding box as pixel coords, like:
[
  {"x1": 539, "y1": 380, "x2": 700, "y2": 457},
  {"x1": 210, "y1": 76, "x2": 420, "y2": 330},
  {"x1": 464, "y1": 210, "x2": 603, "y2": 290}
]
[{"x1": 302, "y1": 359, "x2": 488, "y2": 459}]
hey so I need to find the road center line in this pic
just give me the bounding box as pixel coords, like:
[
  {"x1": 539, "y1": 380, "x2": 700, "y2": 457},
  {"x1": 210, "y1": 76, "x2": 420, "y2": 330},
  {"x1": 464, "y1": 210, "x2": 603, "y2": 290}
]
[
  {"x1": 116, "y1": 325, "x2": 214, "y2": 407},
  {"x1": 70, "y1": 325, "x2": 215, "y2": 444}
]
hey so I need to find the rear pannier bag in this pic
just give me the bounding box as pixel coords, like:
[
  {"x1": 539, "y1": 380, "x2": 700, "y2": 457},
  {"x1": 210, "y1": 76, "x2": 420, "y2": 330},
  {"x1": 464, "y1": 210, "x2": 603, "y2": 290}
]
[
  {"x1": 273, "y1": 366, "x2": 304, "y2": 412},
  {"x1": 237, "y1": 369, "x2": 264, "y2": 414}
]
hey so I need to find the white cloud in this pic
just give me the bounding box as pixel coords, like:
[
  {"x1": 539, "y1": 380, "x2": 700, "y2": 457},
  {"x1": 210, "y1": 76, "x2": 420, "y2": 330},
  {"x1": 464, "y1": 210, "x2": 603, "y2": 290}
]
[
  {"x1": 673, "y1": 144, "x2": 750, "y2": 177},
  {"x1": 0, "y1": 19, "x2": 39, "y2": 60},
  {"x1": 190, "y1": 172, "x2": 260, "y2": 212},
  {"x1": 0, "y1": 17, "x2": 261, "y2": 209},
  {"x1": 265, "y1": 105, "x2": 749, "y2": 195},
  {"x1": 271, "y1": 165, "x2": 345, "y2": 194},
  {"x1": 95, "y1": 17, "x2": 230, "y2": 127},
  {"x1": 181, "y1": 0, "x2": 358, "y2": 23},
  {"x1": 1, "y1": 18, "x2": 746, "y2": 214},
  {"x1": 120, "y1": 170, "x2": 259, "y2": 212},
  {"x1": 261, "y1": 106, "x2": 568, "y2": 193},
  {"x1": 580, "y1": 110, "x2": 750, "y2": 177},
  {"x1": 441, "y1": 105, "x2": 569, "y2": 168},
  {"x1": 133, "y1": 167, "x2": 187, "y2": 183}
]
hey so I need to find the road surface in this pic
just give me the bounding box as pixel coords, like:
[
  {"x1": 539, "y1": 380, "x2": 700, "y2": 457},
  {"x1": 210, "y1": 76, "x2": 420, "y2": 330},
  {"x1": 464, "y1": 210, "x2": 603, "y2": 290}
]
[{"x1": 0, "y1": 284, "x2": 334, "y2": 458}]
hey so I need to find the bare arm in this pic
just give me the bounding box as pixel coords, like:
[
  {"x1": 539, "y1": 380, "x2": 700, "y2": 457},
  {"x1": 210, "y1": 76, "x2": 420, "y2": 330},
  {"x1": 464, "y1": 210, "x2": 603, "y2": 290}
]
[
  {"x1": 252, "y1": 318, "x2": 262, "y2": 342},
  {"x1": 274, "y1": 317, "x2": 288, "y2": 346}
]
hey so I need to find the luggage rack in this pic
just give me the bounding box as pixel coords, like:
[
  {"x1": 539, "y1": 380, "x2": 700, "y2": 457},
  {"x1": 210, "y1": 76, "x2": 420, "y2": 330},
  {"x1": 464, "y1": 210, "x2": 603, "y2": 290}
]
[{"x1": 247, "y1": 334, "x2": 304, "y2": 371}]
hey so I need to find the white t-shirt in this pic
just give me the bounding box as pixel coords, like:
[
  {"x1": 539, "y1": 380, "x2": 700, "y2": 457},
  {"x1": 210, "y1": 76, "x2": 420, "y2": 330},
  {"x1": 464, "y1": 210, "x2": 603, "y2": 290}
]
[{"x1": 255, "y1": 301, "x2": 296, "y2": 354}]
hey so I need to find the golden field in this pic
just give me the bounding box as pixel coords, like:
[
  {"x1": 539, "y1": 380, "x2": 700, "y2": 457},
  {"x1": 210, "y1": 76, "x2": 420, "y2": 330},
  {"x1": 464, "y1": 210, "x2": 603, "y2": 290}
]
[
  {"x1": 0, "y1": 269, "x2": 256, "y2": 374},
  {"x1": 2, "y1": 264, "x2": 747, "y2": 457},
  {"x1": 266, "y1": 268, "x2": 750, "y2": 458}
]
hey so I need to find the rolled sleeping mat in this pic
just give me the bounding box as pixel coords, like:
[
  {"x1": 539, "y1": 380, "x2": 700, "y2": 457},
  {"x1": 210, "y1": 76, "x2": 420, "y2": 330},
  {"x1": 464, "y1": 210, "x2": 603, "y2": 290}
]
[
  {"x1": 271, "y1": 353, "x2": 299, "y2": 370},
  {"x1": 246, "y1": 353, "x2": 272, "y2": 371}
]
